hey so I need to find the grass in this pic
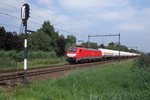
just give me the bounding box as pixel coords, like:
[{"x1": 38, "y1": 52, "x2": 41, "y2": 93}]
[
  {"x1": 0, "y1": 57, "x2": 66, "y2": 70},
  {"x1": 17, "y1": 57, "x2": 66, "y2": 69},
  {"x1": 0, "y1": 50, "x2": 67, "y2": 70},
  {"x1": 1, "y1": 59, "x2": 150, "y2": 100},
  {"x1": 0, "y1": 57, "x2": 17, "y2": 70},
  {"x1": 0, "y1": 50, "x2": 58, "y2": 61}
]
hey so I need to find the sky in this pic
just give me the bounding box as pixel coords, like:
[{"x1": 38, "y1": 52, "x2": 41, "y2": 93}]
[{"x1": 0, "y1": 0, "x2": 150, "y2": 52}]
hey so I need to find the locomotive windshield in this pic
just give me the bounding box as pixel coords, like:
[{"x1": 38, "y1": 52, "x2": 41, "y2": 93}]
[{"x1": 68, "y1": 48, "x2": 77, "y2": 52}]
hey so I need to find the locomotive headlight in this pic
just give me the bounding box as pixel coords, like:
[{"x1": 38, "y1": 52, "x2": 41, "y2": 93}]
[{"x1": 67, "y1": 54, "x2": 76, "y2": 57}]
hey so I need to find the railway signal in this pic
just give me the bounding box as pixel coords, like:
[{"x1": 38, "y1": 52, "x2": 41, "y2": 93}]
[
  {"x1": 21, "y1": 3, "x2": 30, "y2": 26},
  {"x1": 21, "y1": 3, "x2": 30, "y2": 85}
]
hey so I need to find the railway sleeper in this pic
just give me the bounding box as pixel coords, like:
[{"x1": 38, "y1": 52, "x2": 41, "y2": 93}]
[
  {"x1": 17, "y1": 73, "x2": 30, "y2": 85},
  {"x1": 0, "y1": 81, "x2": 8, "y2": 85}
]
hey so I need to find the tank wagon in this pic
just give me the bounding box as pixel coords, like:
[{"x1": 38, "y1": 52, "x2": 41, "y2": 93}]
[{"x1": 98, "y1": 48, "x2": 140, "y2": 60}]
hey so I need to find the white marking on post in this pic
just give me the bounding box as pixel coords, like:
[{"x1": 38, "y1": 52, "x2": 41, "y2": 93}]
[
  {"x1": 24, "y1": 59, "x2": 27, "y2": 70},
  {"x1": 24, "y1": 39, "x2": 27, "y2": 48}
]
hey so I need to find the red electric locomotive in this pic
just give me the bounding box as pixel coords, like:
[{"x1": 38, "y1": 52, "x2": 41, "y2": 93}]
[{"x1": 66, "y1": 47, "x2": 102, "y2": 64}]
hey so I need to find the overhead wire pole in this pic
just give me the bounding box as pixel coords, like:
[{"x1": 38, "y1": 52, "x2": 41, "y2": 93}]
[
  {"x1": 88, "y1": 34, "x2": 121, "y2": 61},
  {"x1": 118, "y1": 33, "x2": 120, "y2": 61},
  {"x1": 87, "y1": 35, "x2": 90, "y2": 48}
]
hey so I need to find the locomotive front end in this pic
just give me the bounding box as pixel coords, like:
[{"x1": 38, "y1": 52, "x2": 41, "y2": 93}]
[{"x1": 66, "y1": 47, "x2": 77, "y2": 64}]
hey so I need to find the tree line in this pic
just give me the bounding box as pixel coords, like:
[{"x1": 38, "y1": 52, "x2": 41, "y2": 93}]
[
  {"x1": 79, "y1": 41, "x2": 139, "y2": 53},
  {"x1": 0, "y1": 27, "x2": 23, "y2": 51},
  {"x1": 0, "y1": 20, "x2": 139, "y2": 56},
  {"x1": 0, "y1": 21, "x2": 76, "y2": 56}
]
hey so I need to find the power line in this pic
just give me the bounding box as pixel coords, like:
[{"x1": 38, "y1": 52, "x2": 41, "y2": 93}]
[
  {"x1": 0, "y1": 12, "x2": 86, "y2": 37},
  {"x1": 1, "y1": 6, "x2": 87, "y2": 38},
  {"x1": 0, "y1": 12, "x2": 20, "y2": 20},
  {"x1": 0, "y1": 21, "x2": 87, "y2": 38},
  {"x1": 0, "y1": 2, "x2": 54, "y2": 24},
  {"x1": 0, "y1": 11, "x2": 43, "y2": 25},
  {"x1": 0, "y1": 22, "x2": 19, "y2": 28},
  {"x1": 0, "y1": 1, "x2": 87, "y2": 32},
  {"x1": 0, "y1": 1, "x2": 20, "y2": 10},
  {"x1": 0, "y1": 2, "x2": 88, "y2": 38},
  {"x1": 55, "y1": 28, "x2": 87, "y2": 37}
]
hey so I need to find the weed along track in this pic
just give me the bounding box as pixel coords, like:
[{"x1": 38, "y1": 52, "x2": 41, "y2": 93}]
[{"x1": 0, "y1": 59, "x2": 131, "y2": 85}]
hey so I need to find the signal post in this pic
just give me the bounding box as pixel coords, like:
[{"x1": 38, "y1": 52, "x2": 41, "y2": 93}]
[{"x1": 21, "y1": 3, "x2": 30, "y2": 85}]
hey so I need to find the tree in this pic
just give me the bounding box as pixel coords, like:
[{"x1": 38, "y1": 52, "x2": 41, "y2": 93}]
[
  {"x1": 129, "y1": 49, "x2": 138, "y2": 53},
  {"x1": 66, "y1": 35, "x2": 76, "y2": 46},
  {"x1": 38, "y1": 21, "x2": 59, "y2": 40},
  {"x1": 65, "y1": 35, "x2": 76, "y2": 52},
  {"x1": 99, "y1": 44, "x2": 105, "y2": 48},
  {"x1": 108, "y1": 42, "x2": 115, "y2": 46},
  {"x1": 28, "y1": 31, "x2": 53, "y2": 51},
  {"x1": 118, "y1": 45, "x2": 128, "y2": 51},
  {"x1": 89, "y1": 42, "x2": 98, "y2": 49},
  {"x1": 56, "y1": 35, "x2": 66, "y2": 56},
  {"x1": 105, "y1": 42, "x2": 129, "y2": 52},
  {"x1": 37, "y1": 21, "x2": 59, "y2": 52},
  {"x1": 0, "y1": 27, "x2": 23, "y2": 51},
  {"x1": 81, "y1": 42, "x2": 98, "y2": 49},
  {"x1": 0, "y1": 27, "x2": 5, "y2": 36},
  {"x1": 81, "y1": 42, "x2": 88, "y2": 48},
  {"x1": 0, "y1": 27, "x2": 6, "y2": 50}
]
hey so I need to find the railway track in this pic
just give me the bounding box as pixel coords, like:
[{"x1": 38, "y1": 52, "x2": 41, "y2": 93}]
[
  {"x1": 0, "y1": 64, "x2": 69, "y2": 73},
  {"x1": 0, "y1": 59, "x2": 130, "y2": 85}
]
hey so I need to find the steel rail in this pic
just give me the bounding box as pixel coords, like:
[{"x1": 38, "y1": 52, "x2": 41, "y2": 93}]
[{"x1": 0, "y1": 58, "x2": 133, "y2": 83}]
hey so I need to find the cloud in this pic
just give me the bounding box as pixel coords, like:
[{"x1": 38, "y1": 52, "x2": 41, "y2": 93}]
[
  {"x1": 118, "y1": 23, "x2": 147, "y2": 31},
  {"x1": 116, "y1": 7, "x2": 150, "y2": 32},
  {"x1": 97, "y1": 7, "x2": 136, "y2": 21},
  {"x1": 1, "y1": 0, "x2": 150, "y2": 52},
  {"x1": 58, "y1": 0, "x2": 130, "y2": 12},
  {"x1": 38, "y1": 0, "x2": 53, "y2": 5}
]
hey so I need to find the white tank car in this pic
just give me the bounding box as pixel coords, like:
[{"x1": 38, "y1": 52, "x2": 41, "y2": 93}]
[
  {"x1": 98, "y1": 48, "x2": 140, "y2": 58},
  {"x1": 98, "y1": 48, "x2": 118, "y2": 57}
]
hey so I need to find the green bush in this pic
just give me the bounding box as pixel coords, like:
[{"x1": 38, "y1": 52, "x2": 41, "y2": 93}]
[
  {"x1": 0, "y1": 57, "x2": 16, "y2": 70},
  {"x1": 28, "y1": 50, "x2": 57, "y2": 60},
  {"x1": 133, "y1": 53, "x2": 150, "y2": 95},
  {"x1": 134, "y1": 53, "x2": 150, "y2": 70},
  {"x1": 17, "y1": 57, "x2": 66, "y2": 69},
  {"x1": 0, "y1": 50, "x2": 57, "y2": 62},
  {"x1": 0, "y1": 50, "x2": 66, "y2": 70},
  {"x1": 0, "y1": 50, "x2": 22, "y2": 61}
]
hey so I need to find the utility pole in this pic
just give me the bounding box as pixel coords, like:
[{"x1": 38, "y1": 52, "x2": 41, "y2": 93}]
[
  {"x1": 21, "y1": 3, "x2": 30, "y2": 85},
  {"x1": 88, "y1": 34, "x2": 121, "y2": 61},
  {"x1": 88, "y1": 35, "x2": 90, "y2": 48},
  {"x1": 118, "y1": 33, "x2": 120, "y2": 61}
]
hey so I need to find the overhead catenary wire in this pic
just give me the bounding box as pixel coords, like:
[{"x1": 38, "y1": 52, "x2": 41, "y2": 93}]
[
  {"x1": 0, "y1": 2, "x2": 88, "y2": 34},
  {"x1": 0, "y1": 1, "x2": 20, "y2": 10},
  {"x1": 0, "y1": 11, "x2": 87, "y2": 38},
  {"x1": 0, "y1": 1, "x2": 88, "y2": 38},
  {"x1": 0, "y1": 12, "x2": 20, "y2": 20},
  {"x1": 55, "y1": 28, "x2": 87, "y2": 38},
  {"x1": 0, "y1": 1, "x2": 55, "y2": 24},
  {"x1": 0, "y1": 22, "x2": 20, "y2": 28},
  {"x1": 0, "y1": 11, "x2": 43, "y2": 26}
]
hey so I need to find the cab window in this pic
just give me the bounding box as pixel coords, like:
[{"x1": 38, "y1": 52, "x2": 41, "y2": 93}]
[{"x1": 68, "y1": 48, "x2": 77, "y2": 52}]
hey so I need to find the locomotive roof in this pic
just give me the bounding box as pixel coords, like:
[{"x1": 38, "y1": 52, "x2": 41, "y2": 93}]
[{"x1": 69, "y1": 47, "x2": 99, "y2": 51}]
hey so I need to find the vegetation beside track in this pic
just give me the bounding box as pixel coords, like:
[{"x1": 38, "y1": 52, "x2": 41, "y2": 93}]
[
  {"x1": 0, "y1": 50, "x2": 66, "y2": 70},
  {"x1": 1, "y1": 56, "x2": 150, "y2": 100}
]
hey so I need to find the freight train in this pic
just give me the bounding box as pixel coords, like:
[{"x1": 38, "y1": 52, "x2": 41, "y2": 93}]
[{"x1": 66, "y1": 47, "x2": 140, "y2": 64}]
